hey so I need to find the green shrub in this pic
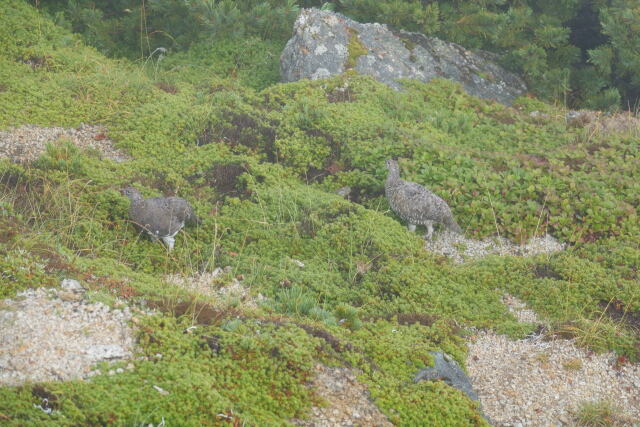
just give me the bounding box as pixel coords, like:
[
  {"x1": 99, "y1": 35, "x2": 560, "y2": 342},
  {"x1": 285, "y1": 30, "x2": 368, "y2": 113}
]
[
  {"x1": 1, "y1": 4, "x2": 639, "y2": 425},
  {"x1": 0, "y1": 248, "x2": 56, "y2": 298}
]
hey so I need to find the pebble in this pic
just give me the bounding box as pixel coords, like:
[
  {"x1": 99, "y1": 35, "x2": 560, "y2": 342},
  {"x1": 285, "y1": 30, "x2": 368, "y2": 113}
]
[{"x1": 60, "y1": 278, "x2": 85, "y2": 293}]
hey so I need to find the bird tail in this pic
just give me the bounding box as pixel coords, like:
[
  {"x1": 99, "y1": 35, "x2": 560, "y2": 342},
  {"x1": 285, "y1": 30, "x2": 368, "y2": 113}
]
[{"x1": 189, "y1": 214, "x2": 202, "y2": 226}]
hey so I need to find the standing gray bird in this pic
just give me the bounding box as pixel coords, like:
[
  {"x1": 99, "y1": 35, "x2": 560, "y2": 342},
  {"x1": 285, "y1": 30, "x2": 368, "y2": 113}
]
[
  {"x1": 385, "y1": 159, "x2": 462, "y2": 239},
  {"x1": 121, "y1": 187, "x2": 200, "y2": 251}
]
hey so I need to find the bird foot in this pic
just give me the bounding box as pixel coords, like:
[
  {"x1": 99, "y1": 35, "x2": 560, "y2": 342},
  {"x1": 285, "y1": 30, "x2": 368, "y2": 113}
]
[
  {"x1": 161, "y1": 236, "x2": 175, "y2": 251},
  {"x1": 424, "y1": 222, "x2": 434, "y2": 240}
]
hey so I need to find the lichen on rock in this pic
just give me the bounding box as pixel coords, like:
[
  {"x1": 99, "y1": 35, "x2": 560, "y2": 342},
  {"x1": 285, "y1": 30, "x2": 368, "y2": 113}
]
[{"x1": 281, "y1": 8, "x2": 527, "y2": 105}]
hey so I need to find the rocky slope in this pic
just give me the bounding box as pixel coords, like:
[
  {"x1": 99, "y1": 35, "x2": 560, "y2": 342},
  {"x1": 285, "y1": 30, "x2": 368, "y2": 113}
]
[{"x1": 0, "y1": 2, "x2": 638, "y2": 425}]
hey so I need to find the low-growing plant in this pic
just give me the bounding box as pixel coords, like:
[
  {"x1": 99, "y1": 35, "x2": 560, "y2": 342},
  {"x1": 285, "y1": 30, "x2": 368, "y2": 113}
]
[
  {"x1": 275, "y1": 285, "x2": 319, "y2": 316},
  {"x1": 334, "y1": 303, "x2": 362, "y2": 330},
  {"x1": 1, "y1": 3, "x2": 639, "y2": 424},
  {"x1": 0, "y1": 248, "x2": 56, "y2": 297},
  {"x1": 563, "y1": 358, "x2": 583, "y2": 371},
  {"x1": 574, "y1": 400, "x2": 628, "y2": 427}
]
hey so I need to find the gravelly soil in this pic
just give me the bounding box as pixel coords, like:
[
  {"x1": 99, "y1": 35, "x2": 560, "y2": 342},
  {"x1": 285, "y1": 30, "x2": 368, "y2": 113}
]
[
  {"x1": 165, "y1": 267, "x2": 265, "y2": 309},
  {"x1": 502, "y1": 293, "x2": 545, "y2": 325},
  {"x1": 0, "y1": 286, "x2": 135, "y2": 386},
  {"x1": 467, "y1": 296, "x2": 640, "y2": 426},
  {"x1": 0, "y1": 124, "x2": 129, "y2": 163},
  {"x1": 292, "y1": 364, "x2": 393, "y2": 427},
  {"x1": 425, "y1": 231, "x2": 564, "y2": 263}
]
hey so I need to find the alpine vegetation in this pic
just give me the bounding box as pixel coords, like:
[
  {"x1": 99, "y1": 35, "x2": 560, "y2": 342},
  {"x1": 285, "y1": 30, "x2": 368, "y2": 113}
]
[
  {"x1": 385, "y1": 159, "x2": 462, "y2": 239},
  {"x1": 122, "y1": 187, "x2": 200, "y2": 251},
  {"x1": 2, "y1": 1, "x2": 640, "y2": 425}
]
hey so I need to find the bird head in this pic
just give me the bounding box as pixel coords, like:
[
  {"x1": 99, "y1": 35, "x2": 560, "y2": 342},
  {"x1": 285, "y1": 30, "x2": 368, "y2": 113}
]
[
  {"x1": 385, "y1": 158, "x2": 400, "y2": 176},
  {"x1": 121, "y1": 186, "x2": 142, "y2": 202}
]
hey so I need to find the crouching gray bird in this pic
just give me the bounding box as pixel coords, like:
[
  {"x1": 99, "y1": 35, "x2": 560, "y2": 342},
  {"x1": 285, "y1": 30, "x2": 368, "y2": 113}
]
[
  {"x1": 121, "y1": 187, "x2": 200, "y2": 251},
  {"x1": 385, "y1": 159, "x2": 462, "y2": 239}
]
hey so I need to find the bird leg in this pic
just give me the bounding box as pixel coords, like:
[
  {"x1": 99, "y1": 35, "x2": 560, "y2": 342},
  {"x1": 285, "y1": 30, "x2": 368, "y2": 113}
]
[
  {"x1": 407, "y1": 223, "x2": 417, "y2": 233},
  {"x1": 147, "y1": 232, "x2": 160, "y2": 242},
  {"x1": 161, "y1": 236, "x2": 175, "y2": 251},
  {"x1": 424, "y1": 221, "x2": 434, "y2": 240}
]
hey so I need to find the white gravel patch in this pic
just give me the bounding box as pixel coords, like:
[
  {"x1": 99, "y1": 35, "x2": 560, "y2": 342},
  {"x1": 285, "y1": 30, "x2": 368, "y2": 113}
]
[
  {"x1": 502, "y1": 294, "x2": 543, "y2": 325},
  {"x1": 0, "y1": 124, "x2": 129, "y2": 163},
  {"x1": 467, "y1": 296, "x2": 640, "y2": 427},
  {"x1": 467, "y1": 331, "x2": 640, "y2": 426},
  {"x1": 0, "y1": 287, "x2": 135, "y2": 386},
  {"x1": 166, "y1": 267, "x2": 264, "y2": 309},
  {"x1": 292, "y1": 364, "x2": 393, "y2": 427},
  {"x1": 425, "y1": 231, "x2": 564, "y2": 263}
]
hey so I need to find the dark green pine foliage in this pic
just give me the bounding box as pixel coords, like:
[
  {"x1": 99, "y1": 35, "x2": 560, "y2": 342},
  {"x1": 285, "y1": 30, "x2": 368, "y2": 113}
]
[
  {"x1": 332, "y1": 0, "x2": 640, "y2": 110},
  {"x1": 34, "y1": 0, "x2": 640, "y2": 109},
  {"x1": 1, "y1": 2, "x2": 640, "y2": 424}
]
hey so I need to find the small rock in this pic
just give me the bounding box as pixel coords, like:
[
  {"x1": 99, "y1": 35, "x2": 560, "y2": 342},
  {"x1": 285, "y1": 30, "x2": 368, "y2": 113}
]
[
  {"x1": 33, "y1": 403, "x2": 53, "y2": 415},
  {"x1": 61, "y1": 278, "x2": 85, "y2": 293},
  {"x1": 153, "y1": 385, "x2": 169, "y2": 395},
  {"x1": 414, "y1": 352, "x2": 479, "y2": 402},
  {"x1": 336, "y1": 186, "x2": 351, "y2": 198},
  {"x1": 566, "y1": 110, "x2": 598, "y2": 127},
  {"x1": 86, "y1": 344, "x2": 128, "y2": 360}
]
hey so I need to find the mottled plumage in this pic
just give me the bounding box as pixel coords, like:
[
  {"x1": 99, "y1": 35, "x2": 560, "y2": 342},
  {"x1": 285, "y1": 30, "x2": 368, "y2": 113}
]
[
  {"x1": 122, "y1": 187, "x2": 200, "y2": 251},
  {"x1": 385, "y1": 159, "x2": 462, "y2": 239}
]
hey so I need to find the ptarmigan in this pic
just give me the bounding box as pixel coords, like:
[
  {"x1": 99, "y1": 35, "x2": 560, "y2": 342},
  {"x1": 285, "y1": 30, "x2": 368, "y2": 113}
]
[
  {"x1": 385, "y1": 159, "x2": 462, "y2": 239},
  {"x1": 122, "y1": 187, "x2": 200, "y2": 251}
]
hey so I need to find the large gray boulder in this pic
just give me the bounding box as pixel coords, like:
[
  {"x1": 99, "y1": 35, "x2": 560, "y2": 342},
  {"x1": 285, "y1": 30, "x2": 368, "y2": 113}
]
[{"x1": 281, "y1": 9, "x2": 526, "y2": 105}]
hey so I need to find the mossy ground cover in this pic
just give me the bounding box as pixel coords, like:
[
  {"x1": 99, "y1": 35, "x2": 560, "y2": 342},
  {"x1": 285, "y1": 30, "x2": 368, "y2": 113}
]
[{"x1": 0, "y1": 1, "x2": 638, "y2": 425}]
